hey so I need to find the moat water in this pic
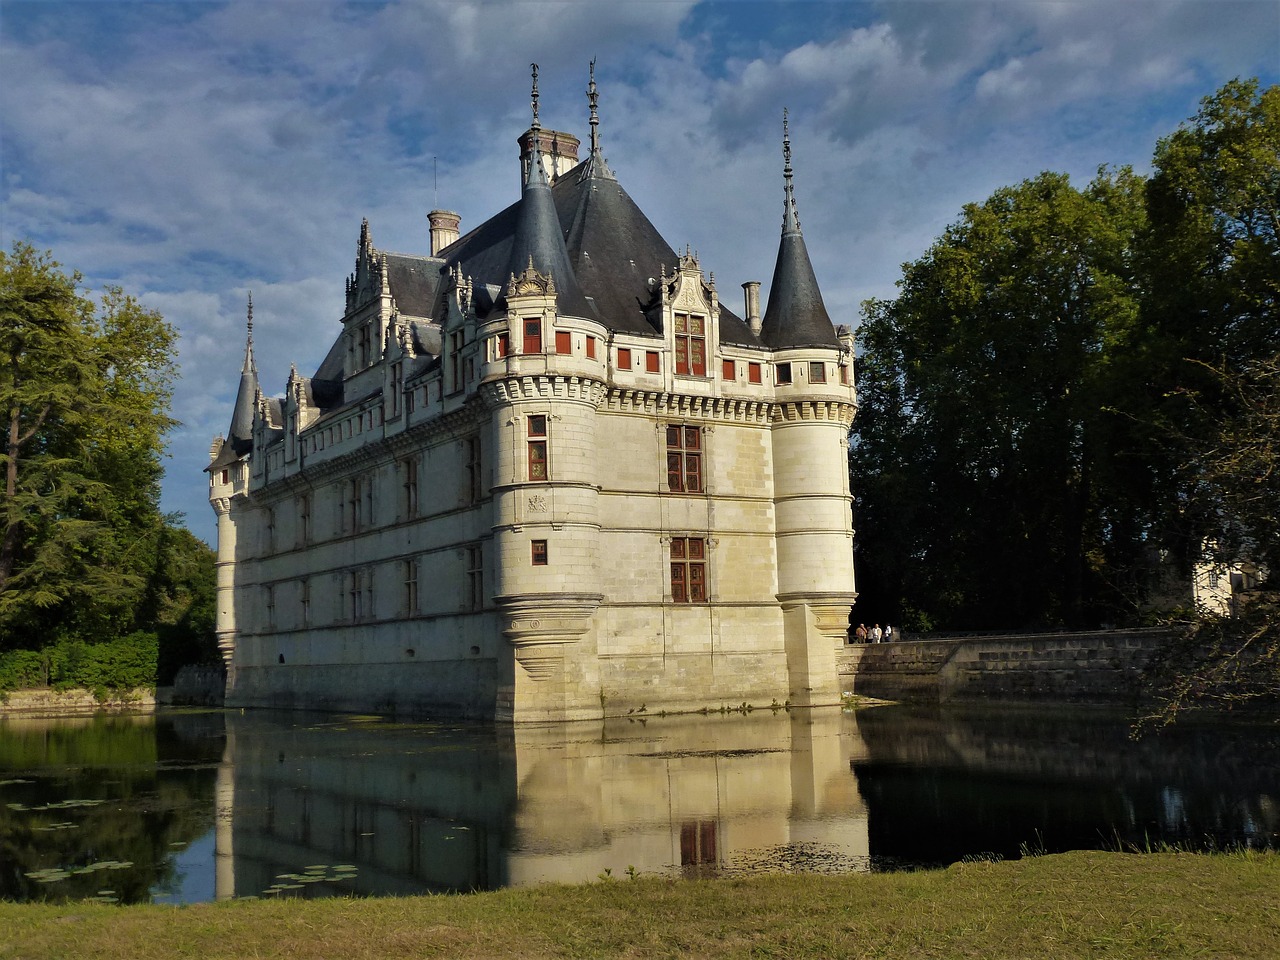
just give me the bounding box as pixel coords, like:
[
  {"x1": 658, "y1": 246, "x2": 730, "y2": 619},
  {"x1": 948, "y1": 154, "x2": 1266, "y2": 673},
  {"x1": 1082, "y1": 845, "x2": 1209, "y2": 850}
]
[{"x1": 2, "y1": 705, "x2": 1276, "y2": 904}]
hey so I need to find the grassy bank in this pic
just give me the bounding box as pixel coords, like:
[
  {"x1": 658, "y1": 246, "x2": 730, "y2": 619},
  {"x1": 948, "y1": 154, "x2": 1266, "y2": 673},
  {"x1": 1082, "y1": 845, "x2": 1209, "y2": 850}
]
[{"x1": 2, "y1": 851, "x2": 1277, "y2": 959}]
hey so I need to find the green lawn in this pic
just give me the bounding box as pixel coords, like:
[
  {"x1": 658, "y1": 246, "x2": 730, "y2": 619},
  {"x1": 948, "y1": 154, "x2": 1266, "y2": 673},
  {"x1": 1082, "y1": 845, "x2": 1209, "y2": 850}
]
[{"x1": 2, "y1": 851, "x2": 1277, "y2": 959}]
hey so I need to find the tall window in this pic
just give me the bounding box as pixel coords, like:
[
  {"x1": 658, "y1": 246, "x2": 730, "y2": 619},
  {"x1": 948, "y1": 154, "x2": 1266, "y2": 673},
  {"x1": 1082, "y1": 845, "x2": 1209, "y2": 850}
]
[
  {"x1": 401, "y1": 457, "x2": 419, "y2": 520},
  {"x1": 264, "y1": 584, "x2": 276, "y2": 630},
  {"x1": 527, "y1": 415, "x2": 548, "y2": 481},
  {"x1": 586, "y1": 336, "x2": 597, "y2": 359},
  {"x1": 467, "y1": 544, "x2": 484, "y2": 611},
  {"x1": 748, "y1": 362, "x2": 762, "y2": 384},
  {"x1": 670, "y1": 537, "x2": 707, "y2": 602},
  {"x1": 449, "y1": 331, "x2": 464, "y2": 393},
  {"x1": 722, "y1": 359, "x2": 736, "y2": 381},
  {"x1": 466, "y1": 434, "x2": 483, "y2": 503},
  {"x1": 264, "y1": 506, "x2": 276, "y2": 553},
  {"x1": 402, "y1": 558, "x2": 419, "y2": 617},
  {"x1": 357, "y1": 323, "x2": 372, "y2": 368},
  {"x1": 674, "y1": 313, "x2": 706, "y2": 376},
  {"x1": 531, "y1": 540, "x2": 548, "y2": 565},
  {"x1": 617, "y1": 347, "x2": 632, "y2": 370},
  {"x1": 299, "y1": 578, "x2": 310, "y2": 628},
  {"x1": 523, "y1": 318, "x2": 542, "y2": 354},
  {"x1": 348, "y1": 570, "x2": 363, "y2": 622},
  {"x1": 298, "y1": 494, "x2": 312, "y2": 547},
  {"x1": 666, "y1": 425, "x2": 703, "y2": 494},
  {"x1": 390, "y1": 361, "x2": 403, "y2": 417},
  {"x1": 555, "y1": 330, "x2": 572, "y2": 354},
  {"x1": 646, "y1": 351, "x2": 660, "y2": 373}
]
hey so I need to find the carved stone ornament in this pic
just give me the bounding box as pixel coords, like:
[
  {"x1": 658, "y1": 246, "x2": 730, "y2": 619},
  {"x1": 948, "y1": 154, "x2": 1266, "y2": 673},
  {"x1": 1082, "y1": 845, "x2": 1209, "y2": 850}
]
[
  {"x1": 506, "y1": 256, "x2": 557, "y2": 298},
  {"x1": 527, "y1": 494, "x2": 548, "y2": 512}
]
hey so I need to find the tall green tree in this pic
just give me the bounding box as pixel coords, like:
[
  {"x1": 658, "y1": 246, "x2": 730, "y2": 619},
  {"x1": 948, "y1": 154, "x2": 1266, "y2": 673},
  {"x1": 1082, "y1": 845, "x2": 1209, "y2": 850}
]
[
  {"x1": 1, "y1": 243, "x2": 177, "y2": 647},
  {"x1": 852, "y1": 168, "x2": 1149, "y2": 630},
  {"x1": 1141, "y1": 79, "x2": 1280, "y2": 571}
]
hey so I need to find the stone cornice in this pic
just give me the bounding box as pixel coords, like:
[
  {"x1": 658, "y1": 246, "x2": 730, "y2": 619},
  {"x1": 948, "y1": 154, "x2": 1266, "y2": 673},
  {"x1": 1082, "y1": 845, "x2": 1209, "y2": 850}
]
[
  {"x1": 772, "y1": 399, "x2": 856, "y2": 428},
  {"x1": 482, "y1": 375, "x2": 607, "y2": 406},
  {"x1": 602, "y1": 389, "x2": 774, "y2": 425}
]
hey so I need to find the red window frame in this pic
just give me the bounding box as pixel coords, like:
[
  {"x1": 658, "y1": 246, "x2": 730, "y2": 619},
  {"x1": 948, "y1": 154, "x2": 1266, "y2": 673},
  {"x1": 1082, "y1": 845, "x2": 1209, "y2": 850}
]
[
  {"x1": 523, "y1": 318, "x2": 542, "y2": 355},
  {"x1": 665, "y1": 425, "x2": 702, "y2": 494},
  {"x1": 646, "y1": 351, "x2": 660, "y2": 373},
  {"x1": 527, "y1": 415, "x2": 548, "y2": 481},
  {"x1": 586, "y1": 336, "x2": 597, "y2": 359},
  {"x1": 670, "y1": 537, "x2": 707, "y2": 602},
  {"x1": 617, "y1": 347, "x2": 632, "y2": 370},
  {"x1": 674, "y1": 313, "x2": 707, "y2": 377},
  {"x1": 748, "y1": 362, "x2": 762, "y2": 384},
  {"x1": 722, "y1": 359, "x2": 735, "y2": 381},
  {"x1": 555, "y1": 330, "x2": 572, "y2": 354},
  {"x1": 531, "y1": 540, "x2": 548, "y2": 565}
]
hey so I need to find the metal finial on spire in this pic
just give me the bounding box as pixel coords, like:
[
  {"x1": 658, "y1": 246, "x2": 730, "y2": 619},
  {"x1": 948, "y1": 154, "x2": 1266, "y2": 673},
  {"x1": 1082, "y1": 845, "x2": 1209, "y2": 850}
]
[
  {"x1": 783, "y1": 107, "x2": 793, "y2": 181},
  {"x1": 588, "y1": 58, "x2": 600, "y2": 155},
  {"x1": 530, "y1": 62, "x2": 541, "y2": 131},
  {"x1": 781, "y1": 107, "x2": 800, "y2": 234},
  {"x1": 246, "y1": 290, "x2": 254, "y2": 343}
]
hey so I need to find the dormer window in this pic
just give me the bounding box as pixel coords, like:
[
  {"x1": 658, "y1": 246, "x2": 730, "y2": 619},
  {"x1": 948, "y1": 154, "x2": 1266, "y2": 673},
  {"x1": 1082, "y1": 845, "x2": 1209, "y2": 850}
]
[
  {"x1": 674, "y1": 313, "x2": 706, "y2": 376},
  {"x1": 357, "y1": 323, "x2": 373, "y2": 368}
]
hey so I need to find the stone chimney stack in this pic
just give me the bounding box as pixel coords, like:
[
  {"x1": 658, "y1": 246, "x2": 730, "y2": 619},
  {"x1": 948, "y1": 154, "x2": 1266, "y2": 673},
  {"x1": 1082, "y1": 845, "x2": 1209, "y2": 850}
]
[
  {"x1": 743, "y1": 281, "x2": 762, "y2": 336},
  {"x1": 429, "y1": 210, "x2": 461, "y2": 255},
  {"x1": 517, "y1": 129, "x2": 581, "y2": 186}
]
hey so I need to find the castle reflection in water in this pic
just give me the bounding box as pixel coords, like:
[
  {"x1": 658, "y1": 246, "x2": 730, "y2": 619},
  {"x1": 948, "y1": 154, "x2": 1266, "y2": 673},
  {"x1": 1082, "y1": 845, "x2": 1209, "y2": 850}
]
[{"x1": 215, "y1": 709, "x2": 871, "y2": 899}]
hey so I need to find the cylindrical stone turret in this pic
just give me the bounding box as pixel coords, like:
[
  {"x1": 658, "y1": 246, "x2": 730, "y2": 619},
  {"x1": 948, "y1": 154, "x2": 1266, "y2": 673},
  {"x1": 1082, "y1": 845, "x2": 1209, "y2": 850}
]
[
  {"x1": 743, "y1": 281, "x2": 762, "y2": 336},
  {"x1": 429, "y1": 209, "x2": 461, "y2": 255}
]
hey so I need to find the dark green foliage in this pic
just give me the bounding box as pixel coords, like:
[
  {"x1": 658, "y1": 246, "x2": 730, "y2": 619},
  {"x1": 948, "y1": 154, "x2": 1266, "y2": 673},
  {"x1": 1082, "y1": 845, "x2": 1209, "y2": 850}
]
[
  {"x1": 1, "y1": 242, "x2": 214, "y2": 689},
  {"x1": 0, "y1": 633, "x2": 158, "y2": 695},
  {"x1": 852, "y1": 80, "x2": 1277, "y2": 640}
]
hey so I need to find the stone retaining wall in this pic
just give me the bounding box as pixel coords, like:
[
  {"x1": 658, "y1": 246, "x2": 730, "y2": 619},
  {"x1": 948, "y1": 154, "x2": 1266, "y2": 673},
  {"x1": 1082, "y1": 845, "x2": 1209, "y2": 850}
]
[
  {"x1": 0, "y1": 687, "x2": 155, "y2": 716},
  {"x1": 837, "y1": 628, "x2": 1173, "y2": 703}
]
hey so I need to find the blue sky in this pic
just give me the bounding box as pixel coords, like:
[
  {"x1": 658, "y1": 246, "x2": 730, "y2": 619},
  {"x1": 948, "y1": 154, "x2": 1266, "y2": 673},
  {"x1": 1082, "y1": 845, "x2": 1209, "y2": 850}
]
[{"x1": 2, "y1": 0, "x2": 1277, "y2": 543}]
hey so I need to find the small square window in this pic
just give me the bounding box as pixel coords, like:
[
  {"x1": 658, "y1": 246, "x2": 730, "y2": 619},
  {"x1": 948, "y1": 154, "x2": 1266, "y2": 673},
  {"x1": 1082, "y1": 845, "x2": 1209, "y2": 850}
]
[
  {"x1": 809, "y1": 361, "x2": 826, "y2": 383},
  {"x1": 531, "y1": 540, "x2": 548, "y2": 565},
  {"x1": 722, "y1": 359, "x2": 736, "y2": 380},
  {"x1": 748, "y1": 362, "x2": 762, "y2": 384},
  {"x1": 528, "y1": 415, "x2": 547, "y2": 437},
  {"x1": 776, "y1": 362, "x2": 792, "y2": 385},
  {"x1": 646, "y1": 351, "x2": 660, "y2": 373},
  {"x1": 555, "y1": 330, "x2": 572, "y2": 354},
  {"x1": 617, "y1": 347, "x2": 632, "y2": 370}
]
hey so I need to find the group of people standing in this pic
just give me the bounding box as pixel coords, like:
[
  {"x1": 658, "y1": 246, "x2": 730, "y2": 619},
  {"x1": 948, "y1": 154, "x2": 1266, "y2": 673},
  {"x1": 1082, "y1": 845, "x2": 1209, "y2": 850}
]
[{"x1": 853, "y1": 623, "x2": 894, "y2": 643}]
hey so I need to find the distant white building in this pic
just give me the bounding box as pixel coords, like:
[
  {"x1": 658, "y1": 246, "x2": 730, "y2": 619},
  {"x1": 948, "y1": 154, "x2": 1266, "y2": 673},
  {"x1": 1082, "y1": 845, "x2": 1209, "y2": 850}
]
[
  {"x1": 207, "y1": 72, "x2": 858, "y2": 722},
  {"x1": 1192, "y1": 550, "x2": 1268, "y2": 618}
]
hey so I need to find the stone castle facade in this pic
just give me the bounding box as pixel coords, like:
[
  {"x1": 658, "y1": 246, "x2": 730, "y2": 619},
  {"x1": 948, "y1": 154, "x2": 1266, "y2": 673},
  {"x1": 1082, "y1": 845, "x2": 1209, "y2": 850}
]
[{"x1": 208, "y1": 74, "x2": 858, "y2": 722}]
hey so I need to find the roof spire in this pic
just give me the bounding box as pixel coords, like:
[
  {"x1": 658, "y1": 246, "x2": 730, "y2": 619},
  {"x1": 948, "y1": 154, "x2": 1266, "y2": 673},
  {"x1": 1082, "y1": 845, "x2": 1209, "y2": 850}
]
[
  {"x1": 530, "y1": 62, "x2": 541, "y2": 132},
  {"x1": 577, "y1": 59, "x2": 616, "y2": 182},
  {"x1": 760, "y1": 110, "x2": 835, "y2": 348},
  {"x1": 242, "y1": 291, "x2": 257, "y2": 375},
  {"x1": 588, "y1": 57, "x2": 600, "y2": 155},
  {"x1": 782, "y1": 107, "x2": 800, "y2": 235},
  {"x1": 228, "y1": 291, "x2": 261, "y2": 454}
]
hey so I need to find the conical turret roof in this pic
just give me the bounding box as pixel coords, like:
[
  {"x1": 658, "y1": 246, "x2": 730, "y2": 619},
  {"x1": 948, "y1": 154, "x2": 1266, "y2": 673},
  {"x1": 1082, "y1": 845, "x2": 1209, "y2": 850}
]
[
  {"x1": 761, "y1": 113, "x2": 836, "y2": 348},
  {"x1": 228, "y1": 293, "x2": 259, "y2": 455}
]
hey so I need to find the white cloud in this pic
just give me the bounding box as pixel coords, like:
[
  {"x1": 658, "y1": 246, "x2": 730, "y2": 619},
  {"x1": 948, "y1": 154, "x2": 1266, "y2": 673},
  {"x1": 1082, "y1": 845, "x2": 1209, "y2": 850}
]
[{"x1": 2, "y1": 0, "x2": 1276, "y2": 539}]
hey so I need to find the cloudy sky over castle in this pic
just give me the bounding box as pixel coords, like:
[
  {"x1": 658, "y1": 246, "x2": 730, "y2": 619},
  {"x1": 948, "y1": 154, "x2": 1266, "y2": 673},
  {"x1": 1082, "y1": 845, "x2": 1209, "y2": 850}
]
[{"x1": 2, "y1": 0, "x2": 1276, "y2": 540}]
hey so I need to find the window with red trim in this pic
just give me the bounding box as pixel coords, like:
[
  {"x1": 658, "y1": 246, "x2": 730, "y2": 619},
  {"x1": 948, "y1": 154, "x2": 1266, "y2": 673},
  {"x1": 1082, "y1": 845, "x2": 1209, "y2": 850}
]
[
  {"x1": 586, "y1": 336, "x2": 597, "y2": 359},
  {"x1": 527, "y1": 415, "x2": 548, "y2": 480},
  {"x1": 674, "y1": 313, "x2": 707, "y2": 376},
  {"x1": 555, "y1": 330, "x2": 572, "y2": 354},
  {"x1": 722, "y1": 359, "x2": 735, "y2": 380},
  {"x1": 646, "y1": 351, "x2": 660, "y2": 373},
  {"x1": 670, "y1": 537, "x2": 707, "y2": 602},
  {"x1": 748, "y1": 362, "x2": 762, "y2": 384},
  {"x1": 665, "y1": 425, "x2": 702, "y2": 493},
  {"x1": 523, "y1": 318, "x2": 542, "y2": 354},
  {"x1": 617, "y1": 347, "x2": 632, "y2": 370},
  {"x1": 531, "y1": 540, "x2": 548, "y2": 565}
]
